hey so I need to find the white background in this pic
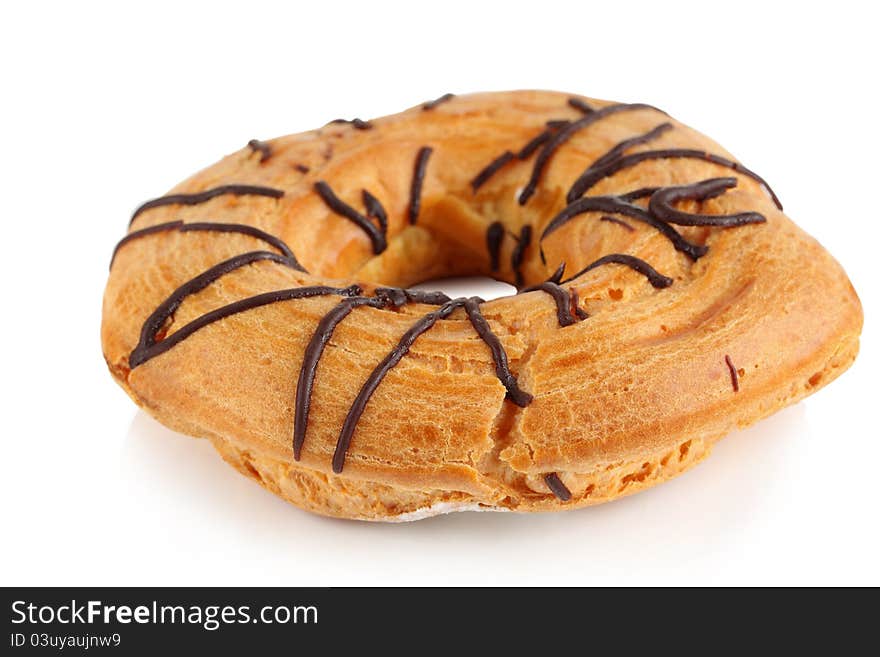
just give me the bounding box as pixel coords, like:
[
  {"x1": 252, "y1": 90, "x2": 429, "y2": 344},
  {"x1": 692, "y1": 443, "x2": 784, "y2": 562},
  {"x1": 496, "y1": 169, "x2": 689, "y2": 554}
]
[{"x1": 2, "y1": 1, "x2": 877, "y2": 586}]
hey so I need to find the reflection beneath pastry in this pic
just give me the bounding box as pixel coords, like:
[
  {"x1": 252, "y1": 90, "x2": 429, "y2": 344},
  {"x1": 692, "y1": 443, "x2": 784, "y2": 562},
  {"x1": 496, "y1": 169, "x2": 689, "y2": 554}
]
[
  {"x1": 121, "y1": 404, "x2": 807, "y2": 585},
  {"x1": 122, "y1": 411, "x2": 295, "y2": 526},
  {"x1": 123, "y1": 400, "x2": 806, "y2": 572}
]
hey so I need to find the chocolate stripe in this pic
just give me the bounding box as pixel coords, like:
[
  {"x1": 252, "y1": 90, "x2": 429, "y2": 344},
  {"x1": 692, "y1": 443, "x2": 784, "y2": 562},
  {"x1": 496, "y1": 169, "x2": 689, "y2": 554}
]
[
  {"x1": 181, "y1": 223, "x2": 297, "y2": 259},
  {"x1": 333, "y1": 298, "x2": 469, "y2": 473},
  {"x1": 130, "y1": 285, "x2": 360, "y2": 368},
  {"x1": 589, "y1": 123, "x2": 674, "y2": 170},
  {"x1": 328, "y1": 118, "x2": 372, "y2": 130},
  {"x1": 314, "y1": 181, "x2": 387, "y2": 254},
  {"x1": 422, "y1": 93, "x2": 455, "y2": 110},
  {"x1": 463, "y1": 298, "x2": 533, "y2": 407},
  {"x1": 543, "y1": 196, "x2": 707, "y2": 261},
  {"x1": 375, "y1": 287, "x2": 452, "y2": 306},
  {"x1": 520, "y1": 282, "x2": 579, "y2": 326},
  {"x1": 133, "y1": 250, "x2": 301, "y2": 364},
  {"x1": 247, "y1": 139, "x2": 272, "y2": 163},
  {"x1": 111, "y1": 221, "x2": 183, "y2": 266},
  {"x1": 569, "y1": 288, "x2": 589, "y2": 321},
  {"x1": 544, "y1": 473, "x2": 572, "y2": 501},
  {"x1": 361, "y1": 189, "x2": 388, "y2": 232},
  {"x1": 471, "y1": 151, "x2": 515, "y2": 191},
  {"x1": 486, "y1": 221, "x2": 504, "y2": 271},
  {"x1": 517, "y1": 127, "x2": 556, "y2": 160},
  {"x1": 517, "y1": 119, "x2": 573, "y2": 161},
  {"x1": 600, "y1": 215, "x2": 635, "y2": 232},
  {"x1": 518, "y1": 103, "x2": 664, "y2": 205},
  {"x1": 111, "y1": 220, "x2": 302, "y2": 269},
  {"x1": 548, "y1": 262, "x2": 566, "y2": 284},
  {"x1": 619, "y1": 187, "x2": 659, "y2": 202},
  {"x1": 520, "y1": 264, "x2": 586, "y2": 326},
  {"x1": 294, "y1": 286, "x2": 453, "y2": 460},
  {"x1": 408, "y1": 146, "x2": 433, "y2": 224},
  {"x1": 294, "y1": 296, "x2": 387, "y2": 460},
  {"x1": 130, "y1": 184, "x2": 284, "y2": 226},
  {"x1": 648, "y1": 178, "x2": 766, "y2": 226},
  {"x1": 725, "y1": 354, "x2": 740, "y2": 392},
  {"x1": 566, "y1": 148, "x2": 782, "y2": 208},
  {"x1": 561, "y1": 253, "x2": 673, "y2": 288},
  {"x1": 567, "y1": 98, "x2": 594, "y2": 114},
  {"x1": 511, "y1": 225, "x2": 533, "y2": 287}
]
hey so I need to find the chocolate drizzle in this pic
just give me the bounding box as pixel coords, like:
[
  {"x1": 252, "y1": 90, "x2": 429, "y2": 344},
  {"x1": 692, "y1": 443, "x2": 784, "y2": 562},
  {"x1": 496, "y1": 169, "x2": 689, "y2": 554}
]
[
  {"x1": 569, "y1": 288, "x2": 588, "y2": 321},
  {"x1": 518, "y1": 103, "x2": 664, "y2": 205},
  {"x1": 544, "y1": 473, "x2": 572, "y2": 501},
  {"x1": 589, "y1": 123, "x2": 673, "y2": 171},
  {"x1": 247, "y1": 139, "x2": 272, "y2": 163},
  {"x1": 649, "y1": 178, "x2": 766, "y2": 226},
  {"x1": 332, "y1": 297, "x2": 468, "y2": 472},
  {"x1": 329, "y1": 118, "x2": 372, "y2": 130},
  {"x1": 293, "y1": 296, "x2": 387, "y2": 459},
  {"x1": 543, "y1": 196, "x2": 708, "y2": 261},
  {"x1": 179, "y1": 222, "x2": 296, "y2": 259},
  {"x1": 314, "y1": 181, "x2": 387, "y2": 254},
  {"x1": 361, "y1": 189, "x2": 388, "y2": 232},
  {"x1": 110, "y1": 220, "x2": 303, "y2": 269},
  {"x1": 520, "y1": 284, "x2": 581, "y2": 326},
  {"x1": 548, "y1": 262, "x2": 566, "y2": 283},
  {"x1": 111, "y1": 221, "x2": 183, "y2": 266},
  {"x1": 130, "y1": 284, "x2": 360, "y2": 368},
  {"x1": 600, "y1": 215, "x2": 635, "y2": 232},
  {"x1": 486, "y1": 221, "x2": 504, "y2": 271},
  {"x1": 566, "y1": 148, "x2": 782, "y2": 208},
  {"x1": 130, "y1": 184, "x2": 284, "y2": 226},
  {"x1": 132, "y1": 250, "x2": 304, "y2": 364},
  {"x1": 408, "y1": 146, "x2": 433, "y2": 224},
  {"x1": 511, "y1": 225, "x2": 532, "y2": 287},
  {"x1": 517, "y1": 125, "x2": 561, "y2": 160},
  {"x1": 725, "y1": 355, "x2": 740, "y2": 392},
  {"x1": 422, "y1": 93, "x2": 455, "y2": 110},
  {"x1": 567, "y1": 98, "x2": 594, "y2": 114},
  {"x1": 375, "y1": 287, "x2": 452, "y2": 306},
  {"x1": 560, "y1": 253, "x2": 673, "y2": 288},
  {"x1": 127, "y1": 267, "x2": 533, "y2": 471},
  {"x1": 519, "y1": 264, "x2": 588, "y2": 326},
  {"x1": 619, "y1": 187, "x2": 659, "y2": 202},
  {"x1": 471, "y1": 151, "x2": 515, "y2": 191},
  {"x1": 297, "y1": 290, "x2": 532, "y2": 471},
  {"x1": 463, "y1": 298, "x2": 533, "y2": 407}
]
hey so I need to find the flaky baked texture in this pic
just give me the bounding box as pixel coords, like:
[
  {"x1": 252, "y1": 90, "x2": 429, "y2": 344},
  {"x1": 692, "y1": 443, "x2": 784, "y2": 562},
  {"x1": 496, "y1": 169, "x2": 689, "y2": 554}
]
[{"x1": 102, "y1": 90, "x2": 862, "y2": 521}]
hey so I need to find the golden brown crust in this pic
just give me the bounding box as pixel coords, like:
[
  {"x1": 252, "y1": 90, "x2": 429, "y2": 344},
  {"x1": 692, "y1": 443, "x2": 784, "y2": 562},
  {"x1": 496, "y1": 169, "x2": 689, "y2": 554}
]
[{"x1": 101, "y1": 90, "x2": 863, "y2": 520}]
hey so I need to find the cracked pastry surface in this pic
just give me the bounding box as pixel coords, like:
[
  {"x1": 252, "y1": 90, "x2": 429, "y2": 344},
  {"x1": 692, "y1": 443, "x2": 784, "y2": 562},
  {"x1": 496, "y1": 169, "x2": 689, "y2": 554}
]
[{"x1": 102, "y1": 90, "x2": 862, "y2": 521}]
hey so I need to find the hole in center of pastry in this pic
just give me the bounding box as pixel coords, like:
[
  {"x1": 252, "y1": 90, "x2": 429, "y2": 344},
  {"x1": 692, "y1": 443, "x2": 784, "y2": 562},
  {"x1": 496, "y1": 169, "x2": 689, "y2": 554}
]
[{"x1": 410, "y1": 276, "x2": 517, "y2": 301}]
